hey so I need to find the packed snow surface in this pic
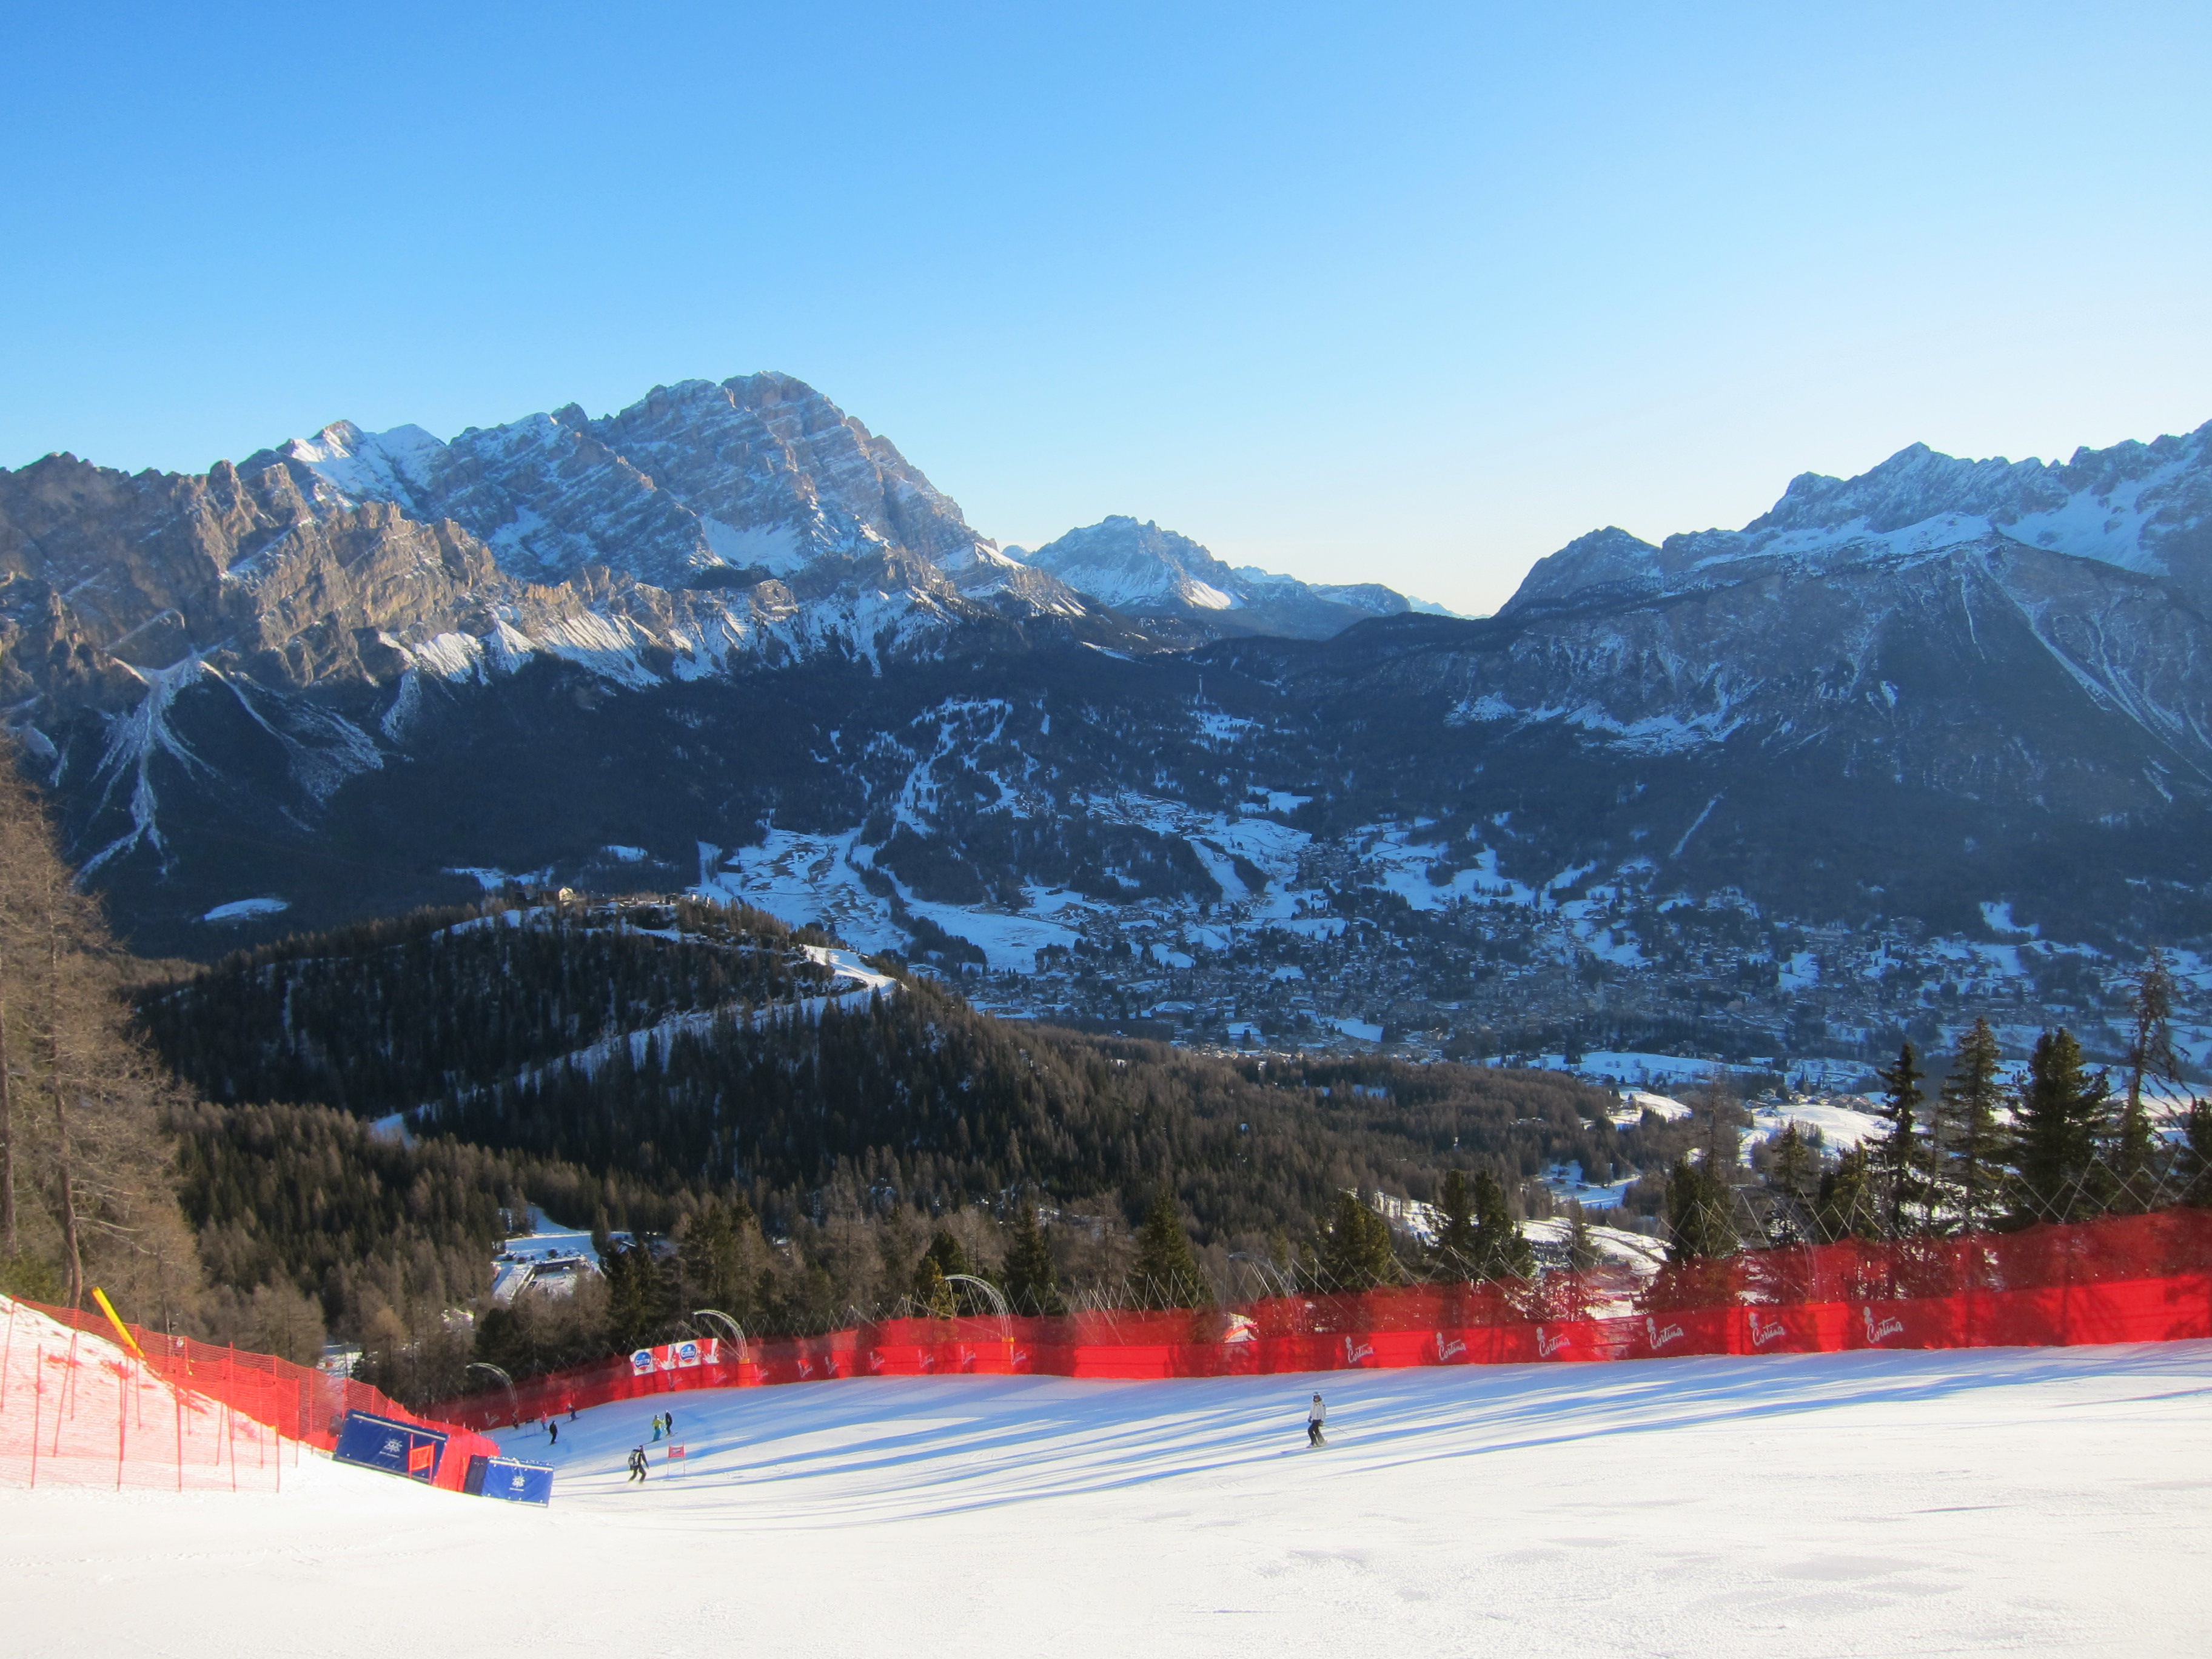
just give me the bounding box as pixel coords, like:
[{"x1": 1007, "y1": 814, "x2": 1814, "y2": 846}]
[{"x1": 7, "y1": 1344, "x2": 2210, "y2": 1655}]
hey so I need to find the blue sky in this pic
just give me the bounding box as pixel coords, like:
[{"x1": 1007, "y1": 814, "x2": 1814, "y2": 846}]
[{"x1": 4, "y1": 2, "x2": 2207, "y2": 612}]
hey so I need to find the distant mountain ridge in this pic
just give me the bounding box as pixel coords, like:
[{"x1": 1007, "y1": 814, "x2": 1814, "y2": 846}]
[
  {"x1": 1506, "y1": 423, "x2": 2212, "y2": 618},
  {"x1": 4, "y1": 381, "x2": 2212, "y2": 1079},
  {"x1": 229, "y1": 373, "x2": 1438, "y2": 655}
]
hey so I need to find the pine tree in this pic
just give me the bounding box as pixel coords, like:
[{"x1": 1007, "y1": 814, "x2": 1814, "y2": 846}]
[
  {"x1": 1000, "y1": 1200, "x2": 1062, "y2": 1314},
  {"x1": 677, "y1": 1196, "x2": 763, "y2": 1326},
  {"x1": 1428, "y1": 1168, "x2": 1478, "y2": 1279},
  {"x1": 1466, "y1": 1170, "x2": 1533, "y2": 1280},
  {"x1": 1940, "y1": 1017, "x2": 2008, "y2": 1233},
  {"x1": 1766, "y1": 1122, "x2": 1820, "y2": 1212},
  {"x1": 913, "y1": 1227, "x2": 973, "y2": 1316},
  {"x1": 2009, "y1": 1028, "x2": 2111, "y2": 1225},
  {"x1": 1564, "y1": 1202, "x2": 1600, "y2": 1272},
  {"x1": 1816, "y1": 1145, "x2": 1879, "y2": 1241},
  {"x1": 2114, "y1": 953, "x2": 2179, "y2": 1211},
  {"x1": 1319, "y1": 1190, "x2": 1399, "y2": 1290},
  {"x1": 1131, "y1": 1185, "x2": 1211, "y2": 1307},
  {"x1": 1872, "y1": 1041, "x2": 1924, "y2": 1235},
  {"x1": 601, "y1": 1238, "x2": 672, "y2": 1351},
  {"x1": 1693, "y1": 1070, "x2": 1745, "y2": 1173},
  {"x1": 913, "y1": 1253, "x2": 956, "y2": 1318},
  {"x1": 1665, "y1": 1156, "x2": 1738, "y2": 1258}
]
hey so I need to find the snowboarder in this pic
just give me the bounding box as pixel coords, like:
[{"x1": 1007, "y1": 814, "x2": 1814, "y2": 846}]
[
  {"x1": 627, "y1": 1446, "x2": 648, "y2": 1482},
  {"x1": 651, "y1": 1414, "x2": 662, "y2": 1442},
  {"x1": 1307, "y1": 1393, "x2": 1327, "y2": 1447}
]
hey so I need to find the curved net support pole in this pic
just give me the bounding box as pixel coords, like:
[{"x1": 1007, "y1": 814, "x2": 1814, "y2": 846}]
[
  {"x1": 692, "y1": 1309, "x2": 748, "y2": 1360},
  {"x1": 465, "y1": 1362, "x2": 518, "y2": 1428},
  {"x1": 942, "y1": 1275, "x2": 1014, "y2": 1358}
]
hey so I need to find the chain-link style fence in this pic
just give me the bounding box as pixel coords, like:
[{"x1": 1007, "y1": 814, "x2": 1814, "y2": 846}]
[{"x1": 431, "y1": 1207, "x2": 2212, "y2": 1428}]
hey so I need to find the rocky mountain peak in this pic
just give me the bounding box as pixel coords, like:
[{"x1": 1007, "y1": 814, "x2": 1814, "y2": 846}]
[
  {"x1": 249, "y1": 373, "x2": 994, "y2": 594},
  {"x1": 1745, "y1": 442, "x2": 2062, "y2": 538},
  {"x1": 1496, "y1": 526, "x2": 1664, "y2": 617},
  {"x1": 1028, "y1": 517, "x2": 1244, "y2": 612},
  {"x1": 1504, "y1": 417, "x2": 2212, "y2": 617}
]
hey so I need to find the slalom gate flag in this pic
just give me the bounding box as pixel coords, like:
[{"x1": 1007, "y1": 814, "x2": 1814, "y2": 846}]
[{"x1": 667, "y1": 1444, "x2": 686, "y2": 1462}]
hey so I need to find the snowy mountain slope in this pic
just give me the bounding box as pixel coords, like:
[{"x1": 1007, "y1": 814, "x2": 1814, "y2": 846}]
[
  {"x1": 9, "y1": 1345, "x2": 2210, "y2": 1658},
  {"x1": 1406, "y1": 534, "x2": 2212, "y2": 810}
]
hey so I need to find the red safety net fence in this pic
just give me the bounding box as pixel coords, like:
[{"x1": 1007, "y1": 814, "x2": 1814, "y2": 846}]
[
  {"x1": 434, "y1": 1208, "x2": 2212, "y2": 1429},
  {"x1": 0, "y1": 1295, "x2": 501, "y2": 1493}
]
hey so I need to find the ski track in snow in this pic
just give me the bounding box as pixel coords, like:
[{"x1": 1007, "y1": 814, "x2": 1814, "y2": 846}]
[{"x1": 5, "y1": 1343, "x2": 2209, "y2": 1656}]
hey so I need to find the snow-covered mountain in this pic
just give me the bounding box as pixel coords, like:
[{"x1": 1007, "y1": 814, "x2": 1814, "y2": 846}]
[
  {"x1": 264, "y1": 373, "x2": 1000, "y2": 591},
  {"x1": 1022, "y1": 516, "x2": 1457, "y2": 640},
  {"x1": 1506, "y1": 424, "x2": 2212, "y2": 618},
  {"x1": 7, "y1": 386, "x2": 2212, "y2": 1073}
]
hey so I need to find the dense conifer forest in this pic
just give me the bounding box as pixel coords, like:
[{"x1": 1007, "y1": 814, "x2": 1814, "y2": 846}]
[
  {"x1": 140, "y1": 898, "x2": 1641, "y2": 1238},
  {"x1": 138, "y1": 897, "x2": 835, "y2": 1116}
]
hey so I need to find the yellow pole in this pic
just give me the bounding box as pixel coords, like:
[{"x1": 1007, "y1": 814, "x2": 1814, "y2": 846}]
[{"x1": 91, "y1": 1287, "x2": 145, "y2": 1359}]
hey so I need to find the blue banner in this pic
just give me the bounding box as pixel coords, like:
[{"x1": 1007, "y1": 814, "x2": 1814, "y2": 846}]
[
  {"x1": 463, "y1": 1454, "x2": 555, "y2": 1505},
  {"x1": 333, "y1": 1410, "x2": 449, "y2": 1483}
]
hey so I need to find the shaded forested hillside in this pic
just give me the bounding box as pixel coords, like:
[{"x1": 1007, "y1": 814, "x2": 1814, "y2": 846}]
[{"x1": 142, "y1": 897, "x2": 1636, "y2": 1241}]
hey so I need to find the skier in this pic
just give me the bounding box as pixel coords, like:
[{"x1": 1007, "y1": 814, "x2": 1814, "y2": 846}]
[
  {"x1": 1306, "y1": 1392, "x2": 1327, "y2": 1447},
  {"x1": 547, "y1": 1419, "x2": 558, "y2": 1447},
  {"x1": 664, "y1": 1409, "x2": 674, "y2": 1436},
  {"x1": 627, "y1": 1446, "x2": 648, "y2": 1482}
]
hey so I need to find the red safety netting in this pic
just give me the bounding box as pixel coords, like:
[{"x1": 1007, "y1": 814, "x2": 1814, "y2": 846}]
[
  {"x1": 0, "y1": 1295, "x2": 502, "y2": 1493},
  {"x1": 432, "y1": 1208, "x2": 2212, "y2": 1429}
]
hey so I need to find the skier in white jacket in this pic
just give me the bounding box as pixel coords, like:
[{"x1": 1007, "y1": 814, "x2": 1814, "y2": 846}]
[{"x1": 1306, "y1": 1393, "x2": 1327, "y2": 1447}]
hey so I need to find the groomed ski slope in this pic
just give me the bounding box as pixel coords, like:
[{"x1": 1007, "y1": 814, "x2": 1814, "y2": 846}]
[{"x1": 5, "y1": 1344, "x2": 2210, "y2": 1657}]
